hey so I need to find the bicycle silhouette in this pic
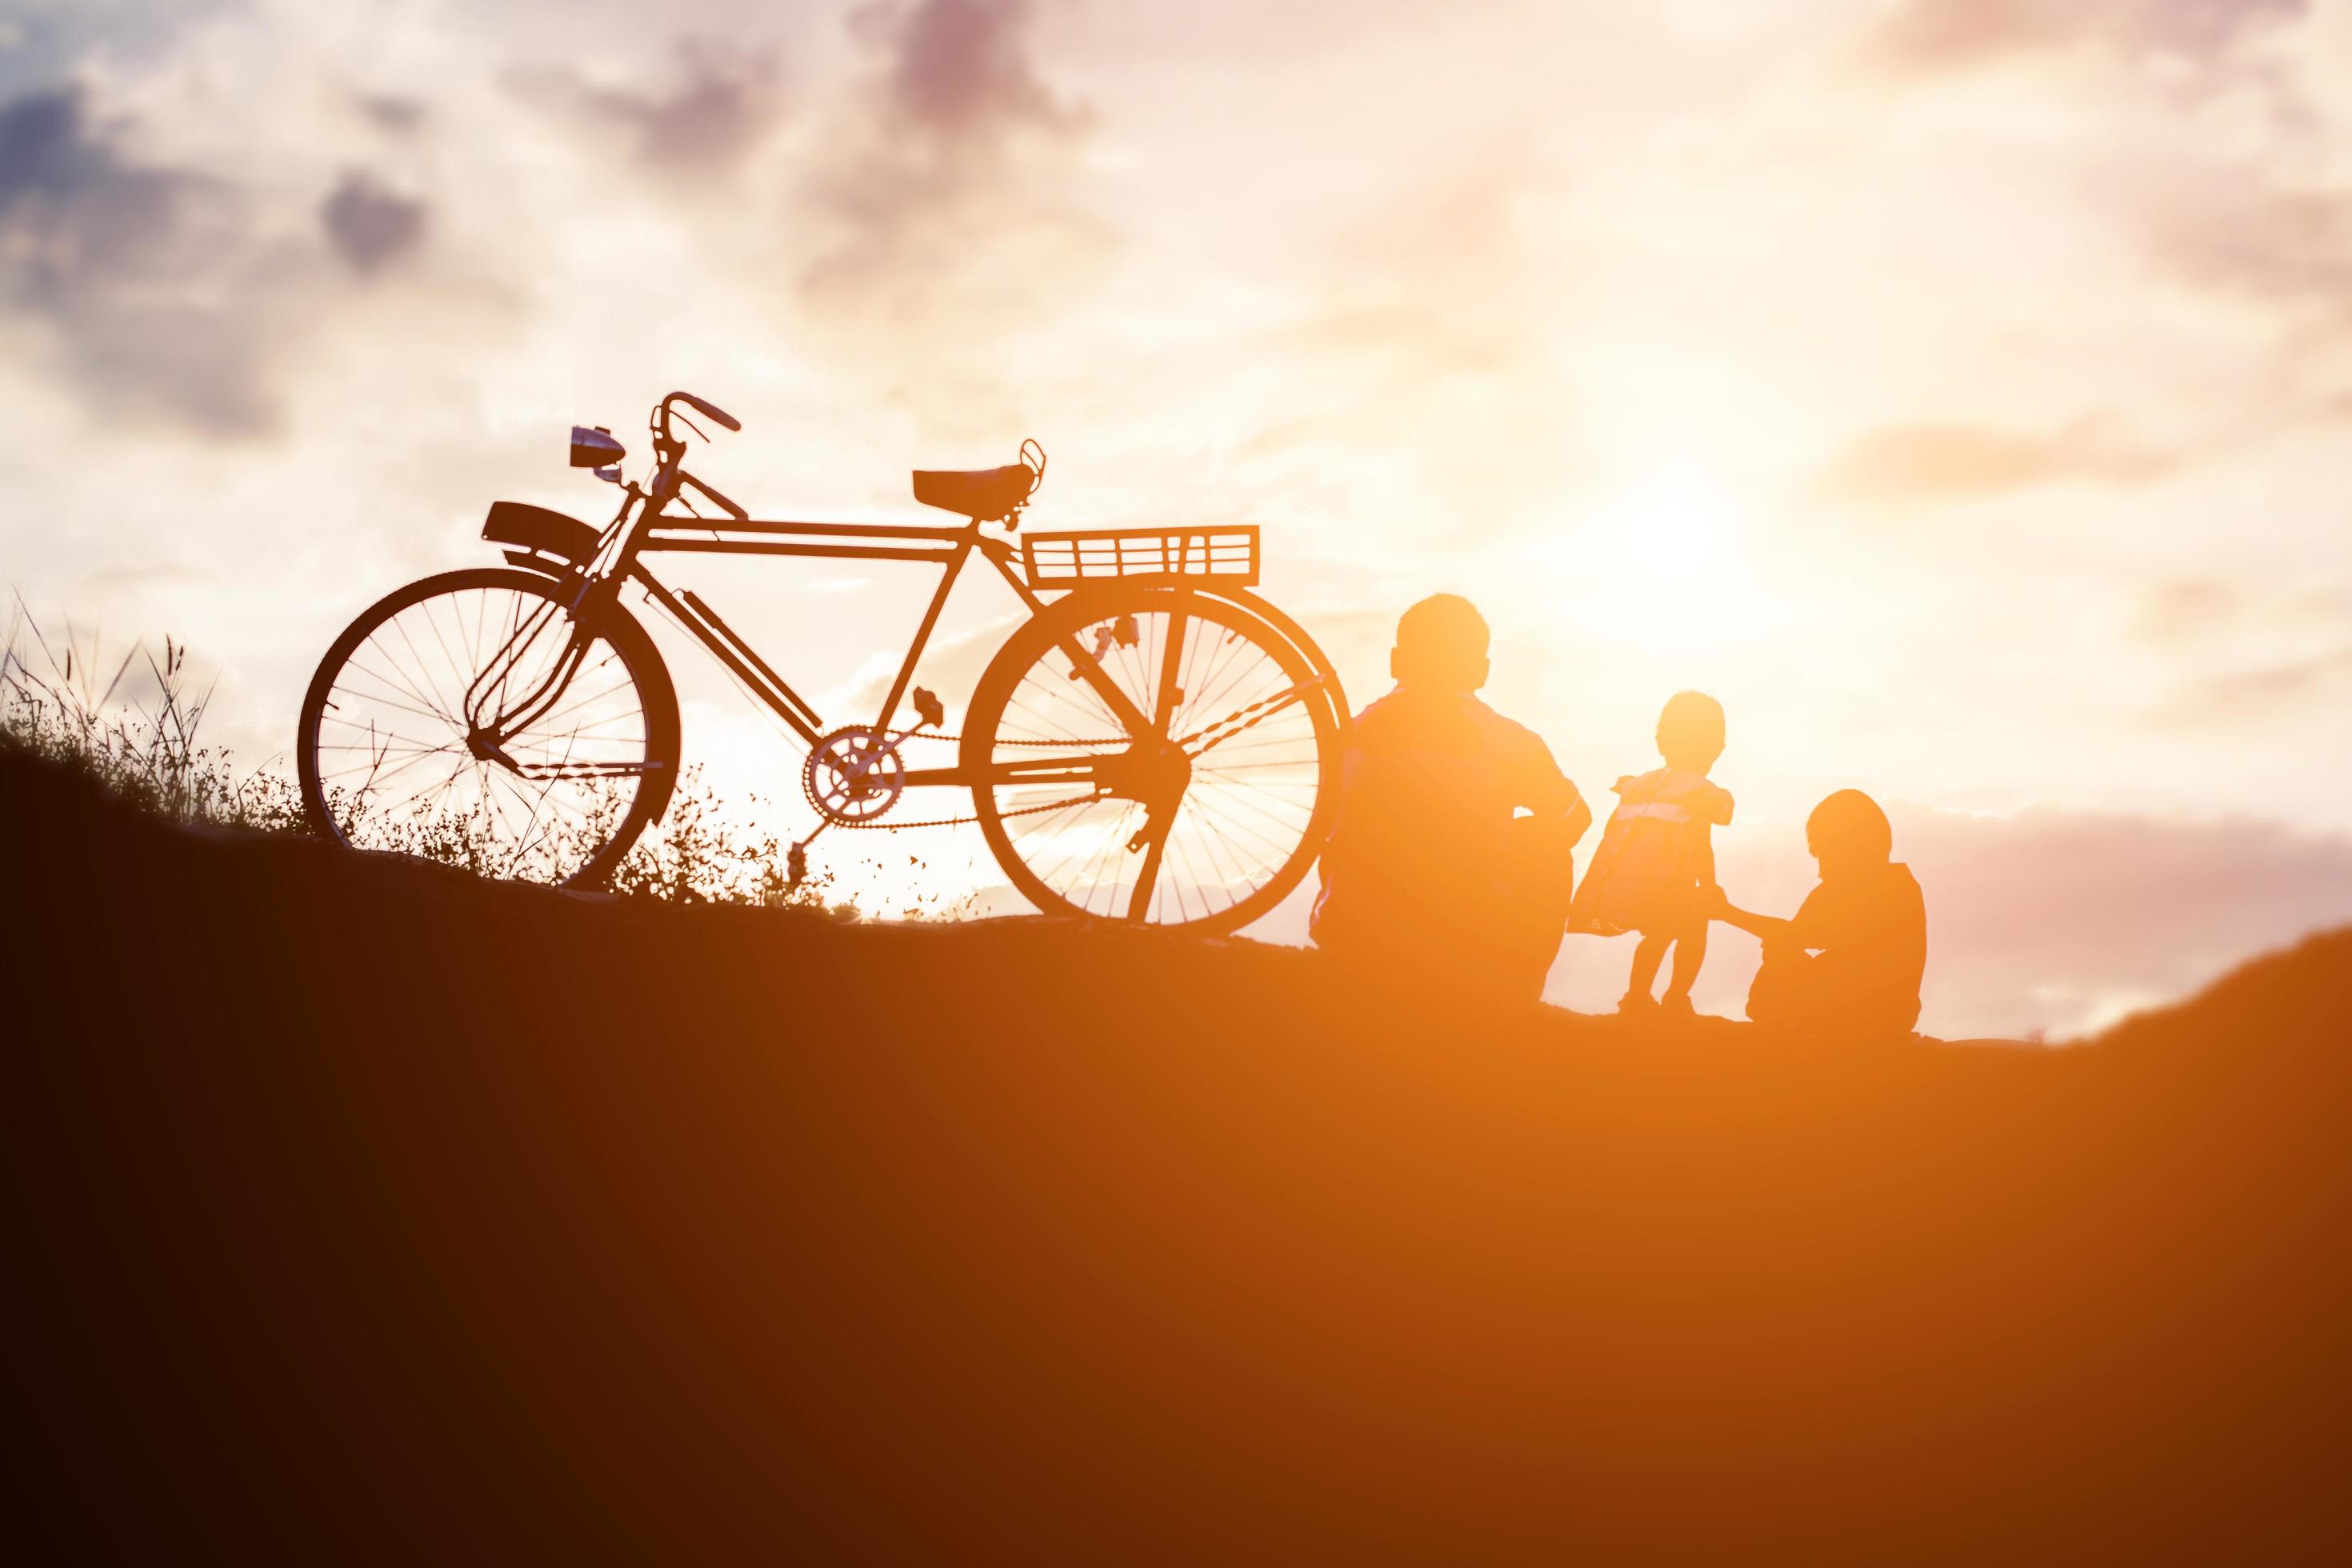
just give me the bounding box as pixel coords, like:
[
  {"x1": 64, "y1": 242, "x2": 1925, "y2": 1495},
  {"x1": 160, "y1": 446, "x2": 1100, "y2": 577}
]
[{"x1": 298, "y1": 391, "x2": 1349, "y2": 930}]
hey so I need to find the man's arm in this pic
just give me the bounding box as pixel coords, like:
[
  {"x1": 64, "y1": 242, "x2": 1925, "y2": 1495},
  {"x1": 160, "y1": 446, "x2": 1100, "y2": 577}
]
[
  {"x1": 1562, "y1": 787, "x2": 1593, "y2": 850},
  {"x1": 1518, "y1": 730, "x2": 1593, "y2": 845}
]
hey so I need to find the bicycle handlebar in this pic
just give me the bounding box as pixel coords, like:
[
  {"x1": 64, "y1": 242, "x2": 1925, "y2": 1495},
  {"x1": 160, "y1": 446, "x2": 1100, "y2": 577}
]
[{"x1": 664, "y1": 390, "x2": 741, "y2": 434}]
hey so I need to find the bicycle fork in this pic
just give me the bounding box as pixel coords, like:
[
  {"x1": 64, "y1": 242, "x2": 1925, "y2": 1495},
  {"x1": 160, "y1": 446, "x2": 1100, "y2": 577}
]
[{"x1": 460, "y1": 596, "x2": 652, "y2": 782}]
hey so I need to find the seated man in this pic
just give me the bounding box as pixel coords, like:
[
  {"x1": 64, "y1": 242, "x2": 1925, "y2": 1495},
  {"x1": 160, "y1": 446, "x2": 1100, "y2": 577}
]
[
  {"x1": 1711, "y1": 790, "x2": 1927, "y2": 1038},
  {"x1": 1310, "y1": 594, "x2": 1590, "y2": 999}
]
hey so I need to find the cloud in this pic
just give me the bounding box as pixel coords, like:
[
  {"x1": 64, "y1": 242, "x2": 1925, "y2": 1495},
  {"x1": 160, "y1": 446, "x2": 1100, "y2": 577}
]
[
  {"x1": 320, "y1": 170, "x2": 426, "y2": 274},
  {"x1": 1888, "y1": 802, "x2": 2352, "y2": 1036},
  {"x1": 512, "y1": 41, "x2": 785, "y2": 177},
  {"x1": 1862, "y1": 0, "x2": 2306, "y2": 77},
  {"x1": 2132, "y1": 577, "x2": 2243, "y2": 642},
  {"x1": 2160, "y1": 646, "x2": 2352, "y2": 722},
  {"x1": 0, "y1": 0, "x2": 235, "y2": 99},
  {"x1": 2118, "y1": 169, "x2": 2352, "y2": 312},
  {"x1": 1810, "y1": 420, "x2": 2172, "y2": 510},
  {"x1": 798, "y1": 0, "x2": 1102, "y2": 319},
  {"x1": 0, "y1": 85, "x2": 189, "y2": 293},
  {"x1": 0, "y1": 82, "x2": 290, "y2": 433},
  {"x1": 862, "y1": 0, "x2": 1080, "y2": 139},
  {"x1": 354, "y1": 94, "x2": 426, "y2": 137}
]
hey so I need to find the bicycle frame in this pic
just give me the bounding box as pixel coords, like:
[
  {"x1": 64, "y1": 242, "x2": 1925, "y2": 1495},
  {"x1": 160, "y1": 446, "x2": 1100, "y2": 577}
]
[{"x1": 490, "y1": 442, "x2": 1158, "y2": 793}]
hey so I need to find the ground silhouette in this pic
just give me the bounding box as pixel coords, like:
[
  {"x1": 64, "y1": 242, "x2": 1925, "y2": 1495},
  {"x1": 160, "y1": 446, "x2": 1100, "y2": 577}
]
[{"x1": 4, "y1": 746, "x2": 2348, "y2": 1562}]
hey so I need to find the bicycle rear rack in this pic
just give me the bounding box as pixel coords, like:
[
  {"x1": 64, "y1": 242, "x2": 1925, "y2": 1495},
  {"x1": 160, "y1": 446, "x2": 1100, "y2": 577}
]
[{"x1": 1022, "y1": 526, "x2": 1259, "y2": 590}]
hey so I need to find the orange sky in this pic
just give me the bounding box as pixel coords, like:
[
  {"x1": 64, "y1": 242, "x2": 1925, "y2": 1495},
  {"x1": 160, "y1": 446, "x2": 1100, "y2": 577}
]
[{"x1": 6, "y1": 0, "x2": 2352, "y2": 1035}]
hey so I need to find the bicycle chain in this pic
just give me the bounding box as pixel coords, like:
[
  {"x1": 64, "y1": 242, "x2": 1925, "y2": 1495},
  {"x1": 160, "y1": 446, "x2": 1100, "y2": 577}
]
[
  {"x1": 822, "y1": 678, "x2": 1324, "y2": 832},
  {"x1": 815, "y1": 730, "x2": 1117, "y2": 832}
]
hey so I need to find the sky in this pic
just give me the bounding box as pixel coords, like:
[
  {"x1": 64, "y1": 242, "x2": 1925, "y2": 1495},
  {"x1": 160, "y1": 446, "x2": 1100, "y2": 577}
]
[{"x1": 5, "y1": 0, "x2": 2352, "y2": 1038}]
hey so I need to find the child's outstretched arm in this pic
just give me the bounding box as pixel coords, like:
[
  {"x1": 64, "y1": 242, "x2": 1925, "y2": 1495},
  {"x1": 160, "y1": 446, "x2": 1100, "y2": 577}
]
[{"x1": 1707, "y1": 886, "x2": 1790, "y2": 943}]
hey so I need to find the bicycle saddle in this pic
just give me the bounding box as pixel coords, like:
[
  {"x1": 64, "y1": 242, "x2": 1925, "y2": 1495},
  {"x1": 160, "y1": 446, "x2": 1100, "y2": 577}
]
[{"x1": 911, "y1": 464, "x2": 1035, "y2": 521}]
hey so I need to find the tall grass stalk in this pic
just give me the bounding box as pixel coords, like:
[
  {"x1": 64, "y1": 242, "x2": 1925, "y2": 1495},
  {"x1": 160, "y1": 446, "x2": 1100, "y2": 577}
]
[{"x1": 2, "y1": 605, "x2": 945, "y2": 916}]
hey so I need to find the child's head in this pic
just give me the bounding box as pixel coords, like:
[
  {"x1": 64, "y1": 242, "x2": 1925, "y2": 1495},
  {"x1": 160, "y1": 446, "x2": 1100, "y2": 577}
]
[
  {"x1": 1806, "y1": 790, "x2": 1894, "y2": 879},
  {"x1": 1655, "y1": 690, "x2": 1725, "y2": 773},
  {"x1": 1392, "y1": 594, "x2": 1490, "y2": 693}
]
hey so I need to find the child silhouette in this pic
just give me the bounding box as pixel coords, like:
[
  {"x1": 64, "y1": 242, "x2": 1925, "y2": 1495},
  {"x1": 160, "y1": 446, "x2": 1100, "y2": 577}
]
[
  {"x1": 1311, "y1": 595, "x2": 1591, "y2": 999},
  {"x1": 1711, "y1": 790, "x2": 1928, "y2": 1038},
  {"x1": 1569, "y1": 691, "x2": 1733, "y2": 1018}
]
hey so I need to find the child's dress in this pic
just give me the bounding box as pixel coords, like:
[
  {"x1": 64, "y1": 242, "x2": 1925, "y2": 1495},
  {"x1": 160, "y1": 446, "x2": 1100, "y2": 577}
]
[{"x1": 1569, "y1": 767, "x2": 1734, "y2": 936}]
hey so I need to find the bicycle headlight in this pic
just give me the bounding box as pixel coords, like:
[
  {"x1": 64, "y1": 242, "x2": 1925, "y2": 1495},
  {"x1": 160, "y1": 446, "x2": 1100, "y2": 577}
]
[{"x1": 570, "y1": 425, "x2": 626, "y2": 482}]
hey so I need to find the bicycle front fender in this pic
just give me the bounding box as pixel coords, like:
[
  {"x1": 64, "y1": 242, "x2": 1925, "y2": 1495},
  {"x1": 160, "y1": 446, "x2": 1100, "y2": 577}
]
[{"x1": 483, "y1": 501, "x2": 600, "y2": 575}]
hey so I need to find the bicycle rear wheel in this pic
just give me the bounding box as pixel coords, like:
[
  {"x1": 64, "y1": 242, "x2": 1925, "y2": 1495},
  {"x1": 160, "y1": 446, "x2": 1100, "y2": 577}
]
[
  {"x1": 963, "y1": 586, "x2": 1343, "y2": 932},
  {"x1": 297, "y1": 567, "x2": 679, "y2": 888}
]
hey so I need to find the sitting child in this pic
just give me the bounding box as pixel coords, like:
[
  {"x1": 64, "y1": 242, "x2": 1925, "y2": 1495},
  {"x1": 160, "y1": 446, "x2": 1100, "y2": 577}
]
[
  {"x1": 1710, "y1": 789, "x2": 1928, "y2": 1038},
  {"x1": 1569, "y1": 691, "x2": 1734, "y2": 1017}
]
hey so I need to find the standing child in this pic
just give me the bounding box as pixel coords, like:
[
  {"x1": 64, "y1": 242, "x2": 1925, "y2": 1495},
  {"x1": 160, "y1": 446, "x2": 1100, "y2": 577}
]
[{"x1": 1569, "y1": 691, "x2": 1734, "y2": 1017}]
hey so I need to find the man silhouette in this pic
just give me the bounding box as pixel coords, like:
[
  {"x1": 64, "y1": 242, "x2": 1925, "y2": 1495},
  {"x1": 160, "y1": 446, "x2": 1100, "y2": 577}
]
[{"x1": 1310, "y1": 595, "x2": 1591, "y2": 998}]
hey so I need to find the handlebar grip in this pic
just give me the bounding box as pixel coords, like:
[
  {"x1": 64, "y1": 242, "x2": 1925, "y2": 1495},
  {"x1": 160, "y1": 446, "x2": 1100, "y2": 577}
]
[{"x1": 672, "y1": 391, "x2": 741, "y2": 432}]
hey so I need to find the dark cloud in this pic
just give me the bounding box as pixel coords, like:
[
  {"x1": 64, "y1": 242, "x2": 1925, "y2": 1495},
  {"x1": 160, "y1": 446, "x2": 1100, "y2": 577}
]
[
  {"x1": 0, "y1": 83, "x2": 286, "y2": 433},
  {"x1": 801, "y1": 0, "x2": 1098, "y2": 315},
  {"x1": 1887, "y1": 802, "x2": 2352, "y2": 1037},
  {"x1": 0, "y1": 86, "x2": 187, "y2": 292},
  {"x1": 513, "y1": 42, "x2": 784, "y2": 177},
  {"x1": 860, "y1": 0, "x2": 1081, "y2": 140},
  {"x1": 1810, "y1": 420, "x2": 2171, "y2": 510},
  {"x1": 321, "y1": 171, "x2": 426, "y2": 274},
  {"x1": 355, "y1": 94, "x2": 427, "y2": 136},
  {"x1": 0, "y1": 0, "x2": 235, "y2": 100},
  {"x1": 1863, "y1": 0, "x2": 2306, "y2": 76}
]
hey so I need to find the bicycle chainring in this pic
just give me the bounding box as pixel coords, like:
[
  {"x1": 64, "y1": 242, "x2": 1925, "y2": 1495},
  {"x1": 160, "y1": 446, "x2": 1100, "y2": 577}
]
[{"x1": 803, "y1": 726, "x2": 907, "y2": 826}]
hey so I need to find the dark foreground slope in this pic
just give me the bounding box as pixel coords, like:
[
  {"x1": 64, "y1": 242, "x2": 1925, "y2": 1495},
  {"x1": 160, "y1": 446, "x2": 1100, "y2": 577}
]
[{"x1": 4, "y1": 750, "x2": 2349, "y2": 1563}]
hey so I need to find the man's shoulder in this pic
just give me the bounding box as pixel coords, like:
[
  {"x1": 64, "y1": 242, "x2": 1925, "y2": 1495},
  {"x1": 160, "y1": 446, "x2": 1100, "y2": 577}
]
[{"x1": 1463, "y1": 696, "x2": 1554, "y2": 756}]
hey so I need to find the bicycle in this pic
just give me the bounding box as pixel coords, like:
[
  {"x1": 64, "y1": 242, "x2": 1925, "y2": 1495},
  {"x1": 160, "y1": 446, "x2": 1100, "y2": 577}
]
[{"x1": 298, "y1": 390, "x2": 1350, "y2": 932}]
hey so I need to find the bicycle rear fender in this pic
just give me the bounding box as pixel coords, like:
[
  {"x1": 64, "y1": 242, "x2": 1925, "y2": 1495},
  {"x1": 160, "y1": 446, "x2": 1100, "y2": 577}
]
[
  {"x1": 482, "y1": 501, "x2": 598, "y2": 575},
  {"x1": 1159, "y1": 583, "x2": 1352, "y2": 731},
  {"x1": 1040, "y1": 580, "x2": 1352, "y2": 737}
]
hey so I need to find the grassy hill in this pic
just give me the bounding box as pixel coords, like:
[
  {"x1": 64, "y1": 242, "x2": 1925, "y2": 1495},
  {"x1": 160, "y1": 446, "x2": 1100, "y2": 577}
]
[{"x1": 5, "y1": 746, "x2": 2347, "y2": 1562}]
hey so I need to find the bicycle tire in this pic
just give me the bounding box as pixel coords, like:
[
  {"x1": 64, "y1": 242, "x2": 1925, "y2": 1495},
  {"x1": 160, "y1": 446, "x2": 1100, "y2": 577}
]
[
  {"x1": 963, "y1": 585, "x2": 1344, "y2": 933},
  {"x1": 297, "y1": 566, "x2": 680, "y2": 890}
]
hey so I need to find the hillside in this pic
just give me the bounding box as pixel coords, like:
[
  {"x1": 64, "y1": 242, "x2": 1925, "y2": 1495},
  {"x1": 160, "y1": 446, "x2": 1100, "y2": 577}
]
[{"x1": 4, "y1": 747, "x2": 2349, "y2": 1562}]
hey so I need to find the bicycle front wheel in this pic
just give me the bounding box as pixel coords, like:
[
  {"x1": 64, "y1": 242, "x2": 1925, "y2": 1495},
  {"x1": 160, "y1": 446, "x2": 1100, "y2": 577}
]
[
  {"x1": 964, "y1": 586, "x2": 1343, "y2": 932},
  {"x1": 297, "y1": 567, "x2": 679, "y2": 887}
]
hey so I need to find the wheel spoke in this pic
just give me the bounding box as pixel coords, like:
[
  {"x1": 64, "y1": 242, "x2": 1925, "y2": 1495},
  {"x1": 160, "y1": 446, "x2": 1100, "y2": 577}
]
[
  {"x1": 975, "y1": 595, "x2": 1334, "y2": 933},
  {"x1": 304, "y1": 575, "x2": 664, "y2": 887}
]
